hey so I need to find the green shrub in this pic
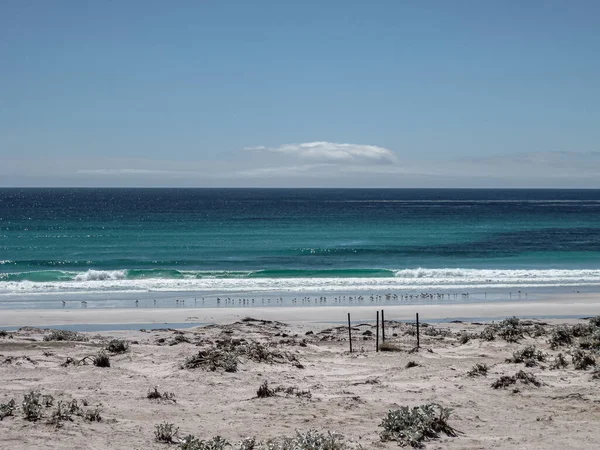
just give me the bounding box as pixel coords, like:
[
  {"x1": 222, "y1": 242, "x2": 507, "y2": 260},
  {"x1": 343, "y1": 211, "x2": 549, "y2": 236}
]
[
  {"x1": 93, "y1": 351, "x2": 111, "y2": 367},
  {"x1": 379, "y1": 404, "x2": 458, "y2": 448},
  {"x1": 147, "y1": 386, "x2": 176, "y2": 401},
  {"x1": 550, "y1": 353, "x2": 568, "y2": 370},
  {"x1": 43, "y1": 329, "x2": 88, "y2": 342},
  {"x1": 0, "y1": 399, "x2": 16, "y2": 420},
  {"x1": 572, "y1": 350, "x2": 596, "y2": 370},
  {"x1": 506, "y1": 346, "x2": 547, "y2": 367},
  {"x1": 491, "y1": 370, "x2": 542, "y2": 389},
  {"x1": 106, "y1": 339, "x2": 129, "y2": 354},
  {"x1": 257, "y1": 381, "x2": 275, "y2": 399},
  {"x1": 155, "y1": 422, "x2": 179, "y2": 443},
  {"x1": 549, "y1": 326, "x2": 573, "y2": 349},
  {"x1": 179, "y1": 435, "x2": 229, "y2": 450},
  {"x1": 467, "y1": 363, "x2": 488, "y2": 377},
  {"x1": 22, "y1": 391, "x2": 44, "y2": 421}
]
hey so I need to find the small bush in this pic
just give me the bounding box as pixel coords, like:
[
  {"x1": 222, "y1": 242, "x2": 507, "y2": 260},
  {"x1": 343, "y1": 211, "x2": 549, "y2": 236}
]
[
  {"x1": 379, "y1": 404, "x2": 458, "y2": 448},
  {"x1": 49, "y1": 400, "x2": 80, "y2": 424},
  {"x1": 457, "y1": 333, "x2": 470, "y2": 345},
  {"x1": 0, "y1": 399, "x2": 16, "y2": 420},
  {"x1": 506, "y1": 346, "x2": 547, "y2": 367},
  {"x1": 572, "y1": 350, "x2": 596, "y2": 370},
  {"x1": 550, "y1": 353, "x2": 568, "y2": 370},
  {"x1": 84, "y1": 407, "x2": 102, "y2": 422},
  {"x1": 155, "y1": 422, "x2": 179, "y2": 443},
  {"x1": 147, "y1": 386, "x2": 176, "y2": 401},
  {"x1": 405, "y1": 361, "x2": 419, "y2": 369},
  {"x1": 43, "y1": 329, "x2": 88, "y2": 342},
  {"x1": 184, "y1": 349, "x2": 238, "y2": 373},
  {"x1": 491, "y1": 370, "x2": 542, "y2": 389},
  {"x1": 106, "y1": 339, "x2": 129, "y2": 354},
  {"x1": 22, "y1": 391, "x2": 44, "y2": 421},
  {"x1": 257, "y1": 381, "x2": 275, "y2": 398},
  {"x1": 497, "y1": 317, "x2": 524, "y2": 343},
  {"x1": 0, "y1": 330, "x2": 8, "y2": 338},
  {"x1": 467, "y1": 363, "x2": 488, "y2": 377},
  {"x1": 588, "y1": 316, "x2": 600, "y2": 328},
  {"x1": 549, "y1": 326, "x2": 573, "y2": 349},
  {"x1": 180, "y1": 435, "x2": 230, "y2": 450},
  {"x1": 93, "y1": 351, "x2": 110, "y2": 368},
  {"x1": 479, "y1": 326, "x2": 496, "y2": 341}
]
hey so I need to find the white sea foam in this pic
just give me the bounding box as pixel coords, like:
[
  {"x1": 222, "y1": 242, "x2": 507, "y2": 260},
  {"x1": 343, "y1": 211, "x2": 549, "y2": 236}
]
[
  {"x1": 2, "y1": 268, "x2": 600, "y2": 296},
  {"x1": 73, "y1": 269, "x2": 128, "y2": 281}
]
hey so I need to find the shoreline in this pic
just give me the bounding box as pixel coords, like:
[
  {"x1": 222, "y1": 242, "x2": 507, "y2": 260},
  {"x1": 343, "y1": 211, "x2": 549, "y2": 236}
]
[{"x1": 2, "y1": 292, "x2": 600, "y2": 328}]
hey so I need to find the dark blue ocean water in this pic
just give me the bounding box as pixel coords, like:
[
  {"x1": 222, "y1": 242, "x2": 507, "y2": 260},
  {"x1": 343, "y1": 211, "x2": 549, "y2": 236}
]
[{"x1": 1, "y1": 188, "x2": 600, "y2": 305}]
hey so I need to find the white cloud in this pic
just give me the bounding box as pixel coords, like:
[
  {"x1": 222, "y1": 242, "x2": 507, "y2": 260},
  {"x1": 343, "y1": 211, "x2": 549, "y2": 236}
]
[{"x1": 244, "y1": 141, "x2": 396, "y2": 164}]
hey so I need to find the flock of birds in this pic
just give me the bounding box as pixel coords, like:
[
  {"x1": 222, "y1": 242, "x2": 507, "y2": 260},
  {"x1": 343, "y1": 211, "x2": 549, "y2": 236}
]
[{"x1": 63, "y1": 290, "x2": 531, "y2": 308}]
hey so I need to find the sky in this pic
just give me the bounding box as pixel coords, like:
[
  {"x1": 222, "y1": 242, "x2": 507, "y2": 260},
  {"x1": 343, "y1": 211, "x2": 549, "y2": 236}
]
[{"x1": 1, "y1": 0, "x2": 599, "y2": 188}]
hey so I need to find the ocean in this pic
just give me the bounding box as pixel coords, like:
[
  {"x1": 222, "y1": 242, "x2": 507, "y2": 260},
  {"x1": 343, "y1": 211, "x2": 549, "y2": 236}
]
[{"x1": 1, "y1": 188, "x2": 600, "y2": 310}]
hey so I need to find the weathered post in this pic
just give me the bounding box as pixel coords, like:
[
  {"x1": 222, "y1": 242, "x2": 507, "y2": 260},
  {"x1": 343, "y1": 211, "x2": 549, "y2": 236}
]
[
  {"x1": 376, "y1": 310, "x2": 380, "y2": 352},
  {"x1": 381, "y1": 309, "x2": 385, "y2": 342},
  {"x1": 416, "y1": 312, "x2": 420, "y2": 349},
  {"x1": 348, "y1": 313, "x2": 353, "y2": 353}
]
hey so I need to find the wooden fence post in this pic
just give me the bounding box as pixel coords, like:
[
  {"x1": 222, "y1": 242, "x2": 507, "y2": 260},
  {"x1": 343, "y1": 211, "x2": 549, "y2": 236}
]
[
  {"x1": 348, "y1": 313, "x2": 353, "y2": 353},
  {"x1": 416, "y1": 312, "x2": 420, "y2": 349},
  {"x1": 376, "y1": 310, "x2": 380, "y2": 352},
  {"x1": 381, "y1": 309, "x2": 385, "y2": 342}
]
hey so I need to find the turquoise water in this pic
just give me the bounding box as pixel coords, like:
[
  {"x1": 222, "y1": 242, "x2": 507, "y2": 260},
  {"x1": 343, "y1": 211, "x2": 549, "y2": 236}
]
[{"x1": 1, "y1": 188, "x2": 600, "y2": 308}]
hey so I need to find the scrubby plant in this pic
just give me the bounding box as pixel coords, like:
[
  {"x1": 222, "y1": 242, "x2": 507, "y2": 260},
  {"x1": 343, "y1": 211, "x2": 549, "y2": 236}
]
[
  {"x1": 257, "y1": 381, "x2": 275, "y2": 399},
  {"x1": 588, "y1": 316, "x2": 600, "y2": 328},
  {"x1": 572, "y1": 350, "x2": 596, "y2": 370},
  {"x1": 93, "y1": 351, "x2": 111, "y2": 367},
  {"x1": 550, "y1": 353, "x2": 568, "y2": 370},
  {"x1": 155, "y1": 422, "x2": 179, "y2": 443},
  {"x1": 0, "y1": 399, "x2": 16, "y2": 420},
  {"x1": 549, "y1": 326, "x2": 574, "y2": 349},
  {"x1": 467, "y1": 363, "x2": 488, "y2": 377},
  {"x1": 578, "y1": 330, "x2": 600, "y2": 351},
  {"x1": 147, "y1": 386, "x2": 176, "y2": 401},
  {"x1": 179, "y1": 435, "x2": 230, "y2": 450},
  {"x1": 22, "y1": 391, "x2": 44, "y2": 421},
  {"x1": 405, "y1": 361, "x2": 419, "y2": 369},
  {"x1": 106, "y1": 339, "x2": 129, "y2": 354},
  {"x1": 84, "y1": 407, "x2": 102, "y2": 422},
  {"x1": 496, "y1": 317, "x2": 524, "y2": 343},
  {"x1": 183, "y1": 349, "x2": 238, "y2": 372},
  {"x1": 379, "y1": 404, "x2": 458, "y2": 448},
  {"x1": 49, "y1": 400, "x2": 79, "y2": 425},
  {"x1": 506, "y1": 346, "x2": 547, "y2": 367},
  {"x1": 457, "y1": 333, "x2": 470, "y2": 345},
  {"x1": 0, "y1": 330, "x2": 8, "y2": 338},
  {"x1": 479, "y1": 325, "x2": 496, "y2": 341},
  {"x1": 43, "y1": 329, "x2": 88, "y2": 342},
  {"x1": 274, "y1": 386, "x2": 312, "y2": 399},
  {"x1": 491, "y1": 370, "x2": 542, "y2": 389}
]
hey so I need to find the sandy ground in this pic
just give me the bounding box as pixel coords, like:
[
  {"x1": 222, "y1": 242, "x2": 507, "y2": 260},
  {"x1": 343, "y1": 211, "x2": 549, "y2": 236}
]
[{"x1": 2, "y1": 311, "x2": 600, "y2": 449}]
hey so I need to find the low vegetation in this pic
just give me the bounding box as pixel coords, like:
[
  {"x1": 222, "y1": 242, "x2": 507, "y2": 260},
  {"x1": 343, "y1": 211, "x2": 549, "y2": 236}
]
[
  {"x1": 147, "y1": 386, "x2": 176, "y2": 402},
  {"x1": 0, "y1": 399, "x2": 16, "y2": 420},
  {"x1": 155, "y1": 422, "x2": 179, "y2": 443},
  {"x1": 106, "y1": 339, "x2": 129, "y2": 354},
  {"x1": 572, "y1": 350, "x2": 596, "y2": 370},
  {"x1": 379, "y1": 404, "x2": 459, "y2": 448},
  {"x1": 467, "y1": 363, "x2": 488, "y2": 377},
  {"x1": 491, "y1": 370, "x2": 542, "y2": 389},
  {"x1": 506, "y1": 346, "x2": 547, "y2": 367},
  {"x1": 43, "y1": 329, "x2": 88, "y2": 342}
]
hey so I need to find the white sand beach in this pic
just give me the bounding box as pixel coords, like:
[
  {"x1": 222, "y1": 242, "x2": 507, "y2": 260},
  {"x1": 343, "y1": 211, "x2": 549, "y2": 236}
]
[{"x1": 2, "y1": 296, "x2": 600, "y2": 449}]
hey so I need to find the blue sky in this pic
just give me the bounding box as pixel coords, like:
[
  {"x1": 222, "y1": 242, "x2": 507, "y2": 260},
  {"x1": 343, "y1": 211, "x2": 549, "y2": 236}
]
[{"x1": 1, "y1": 0, "x2": 599, "y2": 187}]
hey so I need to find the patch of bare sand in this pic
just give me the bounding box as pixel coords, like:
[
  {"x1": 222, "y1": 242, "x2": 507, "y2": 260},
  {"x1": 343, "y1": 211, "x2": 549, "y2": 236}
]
[{"x1": 1, "y1": 317, "x2": 600, "y2": 449}]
